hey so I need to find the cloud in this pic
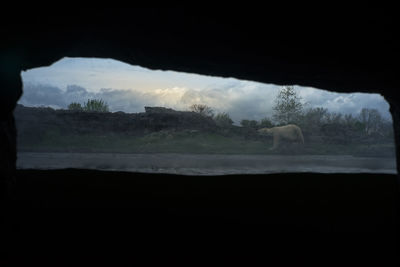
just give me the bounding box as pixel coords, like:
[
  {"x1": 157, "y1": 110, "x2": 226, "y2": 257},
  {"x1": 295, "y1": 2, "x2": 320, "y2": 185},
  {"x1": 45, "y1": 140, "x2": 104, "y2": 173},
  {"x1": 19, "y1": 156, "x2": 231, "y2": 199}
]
[
  {"x1": 19, "y1": 81, "x2": 392, "y2": 124},
  {"x1": 19, "y1": 83, "x2": 66, "y2": 109},
  {"x1": 20, "y1": 82, "x2": 188, "y2": 113},
  {"x1": 298, "y1": 87, "x2": 391, "y2": 119},
  {"x1": 20, "y1": 57, "x2": 392, "y2": 123}
]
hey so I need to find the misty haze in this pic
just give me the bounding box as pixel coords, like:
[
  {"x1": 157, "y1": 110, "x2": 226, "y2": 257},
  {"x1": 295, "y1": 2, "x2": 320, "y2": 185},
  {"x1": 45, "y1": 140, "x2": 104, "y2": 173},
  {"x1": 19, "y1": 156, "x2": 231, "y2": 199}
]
[{"x1": 16, "y1": 58, "x2": 397, "y2": 175}]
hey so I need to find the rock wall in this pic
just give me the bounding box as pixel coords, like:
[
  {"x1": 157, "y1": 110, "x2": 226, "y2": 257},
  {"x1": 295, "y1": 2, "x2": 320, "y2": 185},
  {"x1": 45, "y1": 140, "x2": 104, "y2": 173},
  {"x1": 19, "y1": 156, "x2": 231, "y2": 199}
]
[
  {"x1": 0, "y1": 8, "x2": 399, "y2": 266},
  {"x1": 14, "y1": 105, "x2": 217, "y2": 137}
]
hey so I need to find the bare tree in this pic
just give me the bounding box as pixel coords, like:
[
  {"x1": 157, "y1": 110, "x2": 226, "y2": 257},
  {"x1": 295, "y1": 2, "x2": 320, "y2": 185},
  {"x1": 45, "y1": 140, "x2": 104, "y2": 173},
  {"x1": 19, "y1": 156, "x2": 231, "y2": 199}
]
[
  {"x1": 358, "y1": 108, "x2": 384, "y2": 136},
  {"x1": 189, "y1": 104, "x2": 214, "y2": 117}
]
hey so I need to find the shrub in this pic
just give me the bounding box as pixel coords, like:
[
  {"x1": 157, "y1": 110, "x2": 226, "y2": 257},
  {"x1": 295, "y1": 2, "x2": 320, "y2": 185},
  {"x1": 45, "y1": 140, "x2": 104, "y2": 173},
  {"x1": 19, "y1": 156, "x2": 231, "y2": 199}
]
[
  {"x1": 83, "y1": 99, "x2": 109, "y2": 112},
  {"x1": 240, "y1": 119, "x2": 258, "y2": 129},
  {"x1": 214, "y1": 112, "x2": 234, "y2": 128},
  {"x1": 68, "y1": 102, "x2": 83, "y2": 111},
  {"x1": 259, "y1": 117, "x2": 274, "y2": 128}
]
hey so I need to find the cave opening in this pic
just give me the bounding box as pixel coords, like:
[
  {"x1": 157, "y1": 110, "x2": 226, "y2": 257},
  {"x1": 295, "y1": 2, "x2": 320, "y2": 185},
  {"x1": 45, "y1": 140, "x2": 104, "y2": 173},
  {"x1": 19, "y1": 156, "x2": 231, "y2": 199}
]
[
  {"x1": 1, "y1": 7, "x2": 398, "y2": 266},
  {"x1": 15, "y1": 57, "x2": 397, "y2": 175}
]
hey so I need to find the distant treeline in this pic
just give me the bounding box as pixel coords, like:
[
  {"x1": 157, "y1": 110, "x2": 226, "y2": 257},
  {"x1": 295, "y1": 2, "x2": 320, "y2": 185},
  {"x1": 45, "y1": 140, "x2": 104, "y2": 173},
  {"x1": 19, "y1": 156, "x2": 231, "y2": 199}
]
[
  {"x1": 231, "y1": 107, "x2": 393, "y2": 145},
  {"x1": 63, "y1": 90, "x2": 394, "y2": 146},
  {"x1": 209, "y1": 87, "x2": 394, "y2": 146},
  {"x1": 63, "y1": 91, "x2": 393, "y2": 146}
]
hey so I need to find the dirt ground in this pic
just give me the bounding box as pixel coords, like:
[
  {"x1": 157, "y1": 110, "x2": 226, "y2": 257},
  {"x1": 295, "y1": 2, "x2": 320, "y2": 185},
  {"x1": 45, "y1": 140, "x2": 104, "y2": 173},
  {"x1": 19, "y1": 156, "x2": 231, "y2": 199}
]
[{"x1": 16, "y1": 152, "x2": 397, "y2": 175}]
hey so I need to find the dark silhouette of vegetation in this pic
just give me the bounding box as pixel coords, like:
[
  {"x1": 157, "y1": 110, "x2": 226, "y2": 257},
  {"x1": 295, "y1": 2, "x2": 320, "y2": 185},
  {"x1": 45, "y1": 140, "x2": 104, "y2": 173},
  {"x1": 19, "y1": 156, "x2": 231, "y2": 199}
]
[
  {"x1": 359, "y1": 108, "x2": 384, "y2": 136},
  {"x1": 84, "y1": 99, "x2": 109, "y2": 112},
  {"x1": 240, "y1": 119, "x2": 258, "y2": 129},
  {"x1": 259, "y1": 117, "x2": 274, "y2": 128},
  {"x1": 67, "y1": 99, "x2": 109, "y2": 112},
  {"x1": 273, "y1": 86, "x2": 303, "y2": 125},
  {"x1": 295, "y1": 107, "x2": 392, "y2": 146},
  {"x1": 214, "y1": 112, "x2": 233, "y2": 128},
  {"x1": 68, "y1": 102, "x2": 83, "y2": 111},
  {"x1": 189, "y1": 104, "x2": 214, "y2": 117}
]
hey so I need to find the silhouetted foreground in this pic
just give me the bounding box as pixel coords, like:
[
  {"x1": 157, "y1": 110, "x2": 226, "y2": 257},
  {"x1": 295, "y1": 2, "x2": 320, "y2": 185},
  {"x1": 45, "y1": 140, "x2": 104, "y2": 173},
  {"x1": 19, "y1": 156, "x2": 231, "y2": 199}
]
[
  {"x1": 2, "y1": 7, "x2": 400, "y2": 266},
  {"x1": 2, "y1": 169, "x2": 397, "y2": 266}
]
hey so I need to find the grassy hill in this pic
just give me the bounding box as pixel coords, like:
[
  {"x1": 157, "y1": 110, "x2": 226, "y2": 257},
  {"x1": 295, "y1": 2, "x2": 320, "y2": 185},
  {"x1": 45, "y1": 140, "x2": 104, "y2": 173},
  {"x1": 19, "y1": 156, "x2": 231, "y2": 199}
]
[{"x1": 15, "y1": 105, "x2": 395, "y2": 157}]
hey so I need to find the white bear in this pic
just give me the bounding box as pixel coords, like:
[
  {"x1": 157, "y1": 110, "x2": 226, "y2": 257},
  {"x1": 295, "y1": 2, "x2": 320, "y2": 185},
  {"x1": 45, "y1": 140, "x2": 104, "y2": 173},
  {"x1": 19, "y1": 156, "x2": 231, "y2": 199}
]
[{"x1": 258, "y1": 124, "x2": 304, "y2": 150}]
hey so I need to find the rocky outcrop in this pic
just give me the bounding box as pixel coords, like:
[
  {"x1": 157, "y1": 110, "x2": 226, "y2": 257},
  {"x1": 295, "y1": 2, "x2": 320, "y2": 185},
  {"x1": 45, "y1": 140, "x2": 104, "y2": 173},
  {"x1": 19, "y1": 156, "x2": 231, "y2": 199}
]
[
  {"x1": 14, "y1": 105, "x2": 217, "y2": 139},
  {"x1": 144, "y1": 106, "x2": 177, "y2": 114}
]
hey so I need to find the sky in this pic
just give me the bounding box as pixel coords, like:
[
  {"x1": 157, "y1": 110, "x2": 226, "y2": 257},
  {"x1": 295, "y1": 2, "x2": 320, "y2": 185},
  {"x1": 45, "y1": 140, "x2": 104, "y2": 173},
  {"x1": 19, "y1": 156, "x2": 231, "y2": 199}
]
[{"x1": 19, "y1": 57, "x2": 392, "y2": 124}]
